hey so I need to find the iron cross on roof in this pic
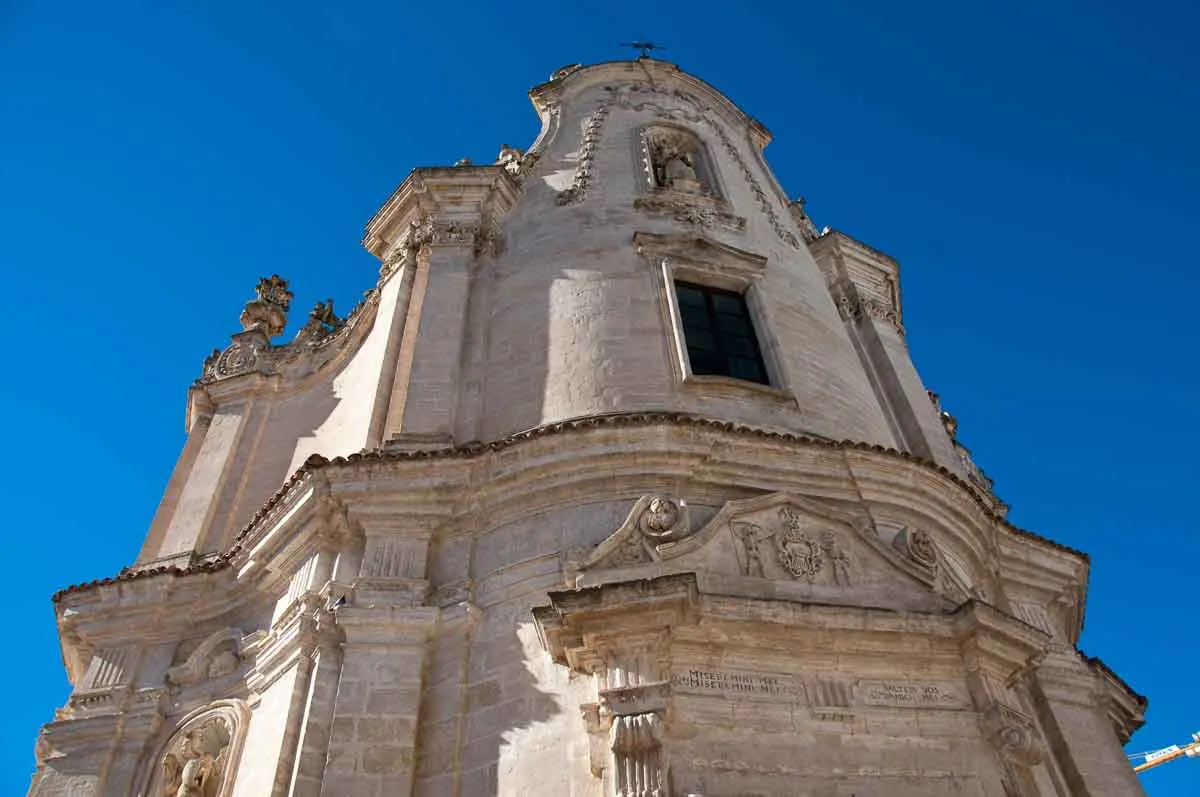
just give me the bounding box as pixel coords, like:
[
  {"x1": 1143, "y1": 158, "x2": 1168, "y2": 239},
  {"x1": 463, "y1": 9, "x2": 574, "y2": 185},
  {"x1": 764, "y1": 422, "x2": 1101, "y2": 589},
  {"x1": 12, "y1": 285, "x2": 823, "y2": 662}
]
[{"x1": 621, "y1": 40, "x2": 666, "y2": 59}]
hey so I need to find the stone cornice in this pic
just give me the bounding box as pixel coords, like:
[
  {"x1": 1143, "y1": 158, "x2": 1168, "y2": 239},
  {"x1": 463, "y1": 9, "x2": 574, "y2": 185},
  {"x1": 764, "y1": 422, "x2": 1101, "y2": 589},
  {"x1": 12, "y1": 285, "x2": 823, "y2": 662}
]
[
  {"x1": 1086, "y1": 653, "x2": 1148, "y2": 742},
  {"x1": 53, "y1": 413, "x2": 1086, "y2": 606},
  {"x1": 361, "y1": 166, "x2": 521, "y2": 258},
  {"x1": 529, "y1": 59, "x2": 771, "y2": 151}
]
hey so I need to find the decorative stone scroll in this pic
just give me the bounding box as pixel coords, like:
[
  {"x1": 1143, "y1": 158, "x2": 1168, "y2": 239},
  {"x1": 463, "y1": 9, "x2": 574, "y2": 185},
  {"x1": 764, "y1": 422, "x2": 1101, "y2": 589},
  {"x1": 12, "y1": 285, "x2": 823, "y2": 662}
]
[
  {"x1": 198, "y1": 274, "x2": 379, "y2": 386},
  {"x1": 893, "y1": 526, "x2": 938, "y2": 571},
  {"x1": 575, "y1": 494, "x2": 692, "y2": 573},
  {"x1": 167, "y1": 628, "x2": 264, "y2": 687},
  {"x1": 633, "y1": 193, "x2": 745, "y2": 232},
  {"x1": 985, "y1": 703, "x2": 1043, "y2": 767}
]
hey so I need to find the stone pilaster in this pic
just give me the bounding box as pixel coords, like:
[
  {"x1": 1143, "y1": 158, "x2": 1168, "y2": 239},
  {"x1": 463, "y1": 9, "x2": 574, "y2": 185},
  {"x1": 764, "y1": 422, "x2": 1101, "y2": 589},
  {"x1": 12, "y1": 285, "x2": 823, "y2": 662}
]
[
  {"x1": 319, "y1": 607, "x2": 437, "y2": 797},
  {"x1": 1027, "y1": 649, "x2": 1147, "y2": 796},
  {"x1": 955, "y1": 601, "x2": 1056, "y2": 797}
]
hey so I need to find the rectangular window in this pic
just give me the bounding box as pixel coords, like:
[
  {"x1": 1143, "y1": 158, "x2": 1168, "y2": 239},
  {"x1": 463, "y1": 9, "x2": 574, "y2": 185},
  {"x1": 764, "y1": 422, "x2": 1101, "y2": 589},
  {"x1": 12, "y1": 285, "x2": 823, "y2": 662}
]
[{"x1": 675, "y1": 281, "x2": 769, "y2": 385}]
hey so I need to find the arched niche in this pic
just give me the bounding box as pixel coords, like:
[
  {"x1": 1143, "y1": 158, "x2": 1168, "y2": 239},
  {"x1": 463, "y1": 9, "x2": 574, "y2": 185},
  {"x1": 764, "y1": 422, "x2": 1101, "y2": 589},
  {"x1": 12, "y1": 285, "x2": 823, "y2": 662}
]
[
  {"x1": 639, "y1": 124, "x2": 721, "y2": 197},
  {"x1": 144, "y1": 701, "x2": 248, "y2": 797}
]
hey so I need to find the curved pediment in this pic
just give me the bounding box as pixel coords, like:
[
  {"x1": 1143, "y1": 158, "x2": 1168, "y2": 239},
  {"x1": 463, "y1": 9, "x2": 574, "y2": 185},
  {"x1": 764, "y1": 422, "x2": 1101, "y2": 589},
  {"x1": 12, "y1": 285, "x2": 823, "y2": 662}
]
[{"x1": 575, "y1": 492, "x2": 958, "y2": 614}]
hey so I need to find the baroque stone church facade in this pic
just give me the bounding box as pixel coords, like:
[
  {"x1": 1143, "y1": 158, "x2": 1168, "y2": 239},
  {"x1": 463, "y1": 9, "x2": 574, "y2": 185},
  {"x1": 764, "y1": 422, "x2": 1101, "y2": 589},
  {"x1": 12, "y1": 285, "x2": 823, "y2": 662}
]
[{"x1": 31, "y1": 59, "x2": 1146, "y2": 796}]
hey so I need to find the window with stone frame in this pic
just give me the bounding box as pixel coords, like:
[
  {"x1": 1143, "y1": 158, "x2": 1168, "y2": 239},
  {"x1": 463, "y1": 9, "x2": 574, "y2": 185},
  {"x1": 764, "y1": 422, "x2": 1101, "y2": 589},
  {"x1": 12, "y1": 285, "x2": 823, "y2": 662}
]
[
  {"x1": 674, "y1": 281, "x2": 769, "y2": 385},
  {"x1": 641, "y1": 126, "x2": 719, "y2": 198}
]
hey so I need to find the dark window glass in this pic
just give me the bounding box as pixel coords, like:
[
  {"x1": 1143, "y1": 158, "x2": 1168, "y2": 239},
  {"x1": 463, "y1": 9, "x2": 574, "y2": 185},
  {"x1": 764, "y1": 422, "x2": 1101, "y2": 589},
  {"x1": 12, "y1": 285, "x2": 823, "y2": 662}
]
[{"x1": 674, "y1": 281, "x2": 769, "y2": 385}]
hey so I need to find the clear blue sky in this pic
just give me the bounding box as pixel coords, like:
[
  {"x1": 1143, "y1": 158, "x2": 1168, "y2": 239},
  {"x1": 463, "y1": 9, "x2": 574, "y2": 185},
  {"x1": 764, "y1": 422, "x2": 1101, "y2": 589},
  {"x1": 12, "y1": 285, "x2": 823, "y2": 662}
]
[{"x1": 3, "y1": 0, "x2": 1197, "y2": 792}]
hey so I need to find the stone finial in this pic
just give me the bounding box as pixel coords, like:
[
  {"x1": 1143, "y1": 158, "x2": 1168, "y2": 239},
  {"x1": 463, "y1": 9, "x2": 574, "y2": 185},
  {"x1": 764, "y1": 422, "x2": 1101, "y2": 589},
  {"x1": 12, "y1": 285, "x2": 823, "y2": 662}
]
[
  {"x1": 496, "y1": 144, "x2": 524, "y2": 176},
  {"x1": 295, "y1": 299, "x2": 343, "y2": 343},
  {"x1": 788, "y1": 197, "x2": 821, "y2": 244},
  {"x1": 927, "y1": 390, "x2": 959, "y2": 439},
  {"x1": 239, "y1": 275, "x2": 293, "y2": 338}
]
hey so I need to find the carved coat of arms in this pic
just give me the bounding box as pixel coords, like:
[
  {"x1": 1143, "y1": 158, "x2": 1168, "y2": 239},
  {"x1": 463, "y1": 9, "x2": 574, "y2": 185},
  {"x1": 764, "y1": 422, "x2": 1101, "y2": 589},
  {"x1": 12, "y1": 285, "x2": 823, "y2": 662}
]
[{"x1": 731, "y1": 506, "x2": 851, "y2": 585}]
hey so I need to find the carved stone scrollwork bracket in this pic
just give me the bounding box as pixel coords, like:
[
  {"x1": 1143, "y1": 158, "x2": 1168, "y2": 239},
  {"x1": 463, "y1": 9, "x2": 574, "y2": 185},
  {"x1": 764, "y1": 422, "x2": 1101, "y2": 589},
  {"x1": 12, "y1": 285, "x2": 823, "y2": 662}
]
[
  {"x1": 985, "y1": 703, "x2": 1044, "y2": 768},
  {"x1": 567, "y1": 495, "x2": 692, "y2": 577},
  {"x1": 893, "y1": 526, "x2": 938, "y2": 572}
]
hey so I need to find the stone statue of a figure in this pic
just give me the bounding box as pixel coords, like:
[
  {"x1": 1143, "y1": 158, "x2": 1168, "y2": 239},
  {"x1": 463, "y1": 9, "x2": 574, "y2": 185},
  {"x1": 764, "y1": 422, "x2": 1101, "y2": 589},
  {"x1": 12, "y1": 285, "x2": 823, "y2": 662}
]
[
  {"x1": 663, "y1": 152, "x2": 700, "y2": 190},
  {"x1": 649, "y1": 131, "x2": 706, "y2": 194},
  {"x1": 160, "y1": 716, "x2": 232, "y2": 797}
]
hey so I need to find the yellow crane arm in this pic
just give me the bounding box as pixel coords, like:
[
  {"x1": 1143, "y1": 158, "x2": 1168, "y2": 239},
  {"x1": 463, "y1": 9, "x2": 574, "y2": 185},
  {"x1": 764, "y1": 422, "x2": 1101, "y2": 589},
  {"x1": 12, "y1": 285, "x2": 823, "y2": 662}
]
[{"x1": 1133, "y1": 735, "x2": 1200, "y2": 774}]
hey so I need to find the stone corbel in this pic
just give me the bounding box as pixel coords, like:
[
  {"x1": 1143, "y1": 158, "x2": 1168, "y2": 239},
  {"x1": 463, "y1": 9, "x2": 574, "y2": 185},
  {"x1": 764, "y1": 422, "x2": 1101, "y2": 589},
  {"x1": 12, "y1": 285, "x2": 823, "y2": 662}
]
[
  {"x1": 955, "y1": 601, "x2": 1052, "y2": 789},
  {"x1": 533, "y1": 574, "x2": 697, "y2": 795},
  {"x1": 533, "y1": 573, "x2": 699, "y2": 673}
]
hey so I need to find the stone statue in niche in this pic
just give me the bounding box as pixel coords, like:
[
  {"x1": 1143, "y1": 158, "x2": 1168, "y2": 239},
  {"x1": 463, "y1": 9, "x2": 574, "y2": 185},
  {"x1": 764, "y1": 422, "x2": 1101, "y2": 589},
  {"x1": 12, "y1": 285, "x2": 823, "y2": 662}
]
[
  {"x1": 159, "y1": 715, "x2": 232, "y2": 797},
  {"x1": 648, "y1": 128, "x2": 707, "y2": 195}
]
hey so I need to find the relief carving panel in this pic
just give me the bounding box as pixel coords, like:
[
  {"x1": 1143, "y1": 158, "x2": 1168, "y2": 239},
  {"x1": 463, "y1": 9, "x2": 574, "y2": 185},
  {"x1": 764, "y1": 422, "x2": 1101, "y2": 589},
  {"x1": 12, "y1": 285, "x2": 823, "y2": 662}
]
[{"x1": 149, "y1": 704, "x2": 245, "y2": 797}]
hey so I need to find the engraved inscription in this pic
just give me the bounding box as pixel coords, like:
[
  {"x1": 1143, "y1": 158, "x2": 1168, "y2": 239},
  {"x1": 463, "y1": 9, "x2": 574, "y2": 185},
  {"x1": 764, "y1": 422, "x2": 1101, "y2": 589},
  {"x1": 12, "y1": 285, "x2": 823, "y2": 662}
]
[
  {"x1": 672, "y1": 669, "x2": 802, "y2": 700},
  {"x1": 859, "y1": 680, "x2": 963, "y2": 709}
]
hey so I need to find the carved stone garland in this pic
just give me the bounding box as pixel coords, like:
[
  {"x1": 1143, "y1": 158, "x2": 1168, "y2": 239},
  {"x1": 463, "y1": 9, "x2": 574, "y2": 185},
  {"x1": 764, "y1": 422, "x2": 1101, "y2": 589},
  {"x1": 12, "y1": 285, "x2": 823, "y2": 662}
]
[{"x1": 557, "y1": 102, "x2": 612, "y2": 205}]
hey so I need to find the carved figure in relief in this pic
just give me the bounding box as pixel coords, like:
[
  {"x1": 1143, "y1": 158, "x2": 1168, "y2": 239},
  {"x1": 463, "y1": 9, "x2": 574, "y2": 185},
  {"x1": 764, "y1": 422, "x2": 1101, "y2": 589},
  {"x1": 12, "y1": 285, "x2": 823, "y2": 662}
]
[
  {"x1": 731, "y1": 521, "x2": 766, "y2": 577},
  {"x1": 160, "y1": 716, "x2": 231, "y2": 797},
  {"x1": 295, "y1": 298, "x2": 343, "y2": 343},
  {"x1": 821, "y1": 530, "x2": 850, "y2": 586}
]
